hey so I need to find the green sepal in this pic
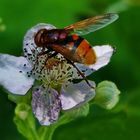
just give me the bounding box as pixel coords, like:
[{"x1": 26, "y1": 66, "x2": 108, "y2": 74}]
[
  {"x1": 57, "y1": 103, "x2": 89, "y2": 126},
  {"x1": 94, "y1": 81, "x2": 121, "y2": 109},
  {"x1": 14, "y1": 103, "x2": 39, "y2": 140},
  {"x1": 8, "y1": 91, "x2": 32, "y2": 104}
]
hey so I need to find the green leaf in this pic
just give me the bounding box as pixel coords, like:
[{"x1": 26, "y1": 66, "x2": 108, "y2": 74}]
[
  {"x1": 94, "y1": 81, "x2": 120, "y2": 109},
  {"x1": 8, "y1": 91, "x2": 32, "y2": 104},
  {"x1": 57, "y1": 103, "x2": 89, "y2": 126},
  {"x1": 14, "y1": 103, "x2": 39, "y2": 140}
]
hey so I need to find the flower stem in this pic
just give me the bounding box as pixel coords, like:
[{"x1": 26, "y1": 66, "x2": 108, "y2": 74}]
[
  {"x1": 39, "y1": 125, "x2": 57, "y2": 140},
  {"x1": 27, "y1": 123, "x2": 40, "y2": 140}
]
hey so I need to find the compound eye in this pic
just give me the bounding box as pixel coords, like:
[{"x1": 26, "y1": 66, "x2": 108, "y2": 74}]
[
  {"x1": 34, "y1": 29, "x2": 47, "y2": 46},
  {"x1": 48, "y1": 32, "x2": 59, "y2": 41},
  {"x1": 59, "y1": 32, "x2": 67, "y2": 40}
]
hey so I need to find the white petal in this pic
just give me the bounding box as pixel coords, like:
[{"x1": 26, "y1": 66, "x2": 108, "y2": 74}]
[
  {"x1": 90, "y1": 45, "x2": 114, "y2": 70},
  {"x1": 32, "y1": 86, "x2": 61, "y2": 126},
  {"x1": 23, "y1": 23, "x2": 56, "y2": 64},
  {"x1": 0, "y1": 54, "x2": 34, "y2": 95},
  {"x1": 75, "y1": 45, "x2": 114, "y2": 76},
  {"x1": 60, "y1": 80, "x2": 95, "y2": 110},
  {"x1": 74, "y1": 63, "x2": 94, "y2": 77}
]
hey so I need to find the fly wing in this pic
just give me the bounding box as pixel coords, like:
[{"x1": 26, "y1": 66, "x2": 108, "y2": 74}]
[{"x1": 65, "y1": 13, "x2": 119, "y2": 36}]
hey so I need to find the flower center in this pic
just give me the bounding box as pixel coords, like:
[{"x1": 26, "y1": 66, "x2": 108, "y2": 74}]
[
  {"x1": 45, "y1": 58, "x2": 60, "y2": 70},
  {"x1": 28, "y1": 53, "x2": 74, "y2": 89}
]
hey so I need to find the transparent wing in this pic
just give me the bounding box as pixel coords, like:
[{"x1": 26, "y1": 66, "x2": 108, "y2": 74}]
[{"x1": 65, "y1": 13, "x2": 119, "y2": 36}]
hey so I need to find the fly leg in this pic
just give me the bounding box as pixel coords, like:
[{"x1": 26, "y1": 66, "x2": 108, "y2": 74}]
[
  {"x1": 37, "y1": 47, "x2": 52, "y2": 56},
  {"x1": 66, "y1": 59, "x2": 95, "y2": 89},
  {"x1": 39, "y1": 51, "x2": 58, "y2": 72},
  {"x1": 45, "y1": 51, "x2": 58, "y2": 62},
  {"x1": 31, "y1": 48, "x2": 52, "y2": 71}
]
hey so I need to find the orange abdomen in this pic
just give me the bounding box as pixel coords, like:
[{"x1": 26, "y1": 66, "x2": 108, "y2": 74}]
[
  {"x1": 46, "y1": 34, "x2": 97, "y2": 65},
  {"x1": 73, "y1": 35, "x2": 96, "y2": 65}
]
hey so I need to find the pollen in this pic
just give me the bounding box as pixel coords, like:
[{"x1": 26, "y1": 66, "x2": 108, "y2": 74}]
[
  {"x1": 27, "y1": 52, "x2": 74, "y2": 89},
  {"x1": 45, "y1": 58, "x2": 60, "y2": 70}
]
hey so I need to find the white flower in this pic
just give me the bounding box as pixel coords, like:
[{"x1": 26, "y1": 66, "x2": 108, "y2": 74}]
[{"x1": 0, "y1": 23, "x2": 114, "y2": 125}]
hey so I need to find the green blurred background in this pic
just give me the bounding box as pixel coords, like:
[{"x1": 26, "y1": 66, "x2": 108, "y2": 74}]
[{"x1": 0, "y1": 0, "x2": 140, "y2": 139}]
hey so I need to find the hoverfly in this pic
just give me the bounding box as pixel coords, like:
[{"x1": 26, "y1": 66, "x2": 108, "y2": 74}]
[{"x1": 33, "y1": 13, "x2": 118, "y2": 87}]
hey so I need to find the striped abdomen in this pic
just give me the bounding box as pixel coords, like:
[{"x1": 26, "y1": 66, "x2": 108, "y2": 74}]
[{"x1": 51, "y1": 34, "x2": 97, "y2": 65}]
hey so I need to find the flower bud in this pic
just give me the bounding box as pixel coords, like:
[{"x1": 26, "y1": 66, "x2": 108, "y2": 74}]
[
  {"x1": 94, "y1": 81, "x2": 120, "y2": 109},
  {"x1": 15, "y1": 103, "x2": 30, "y2": 120}
]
